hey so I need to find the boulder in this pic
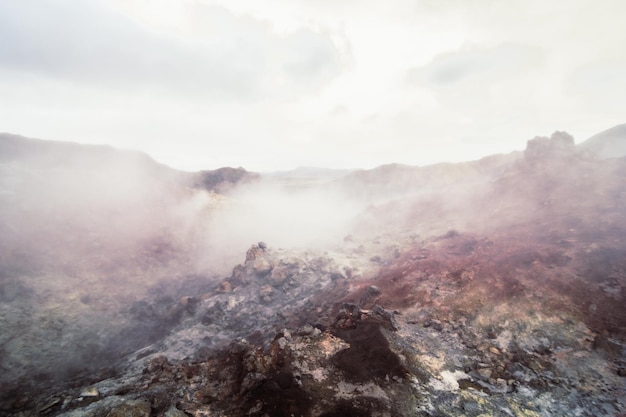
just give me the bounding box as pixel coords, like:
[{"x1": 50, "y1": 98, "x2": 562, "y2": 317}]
[{"x1": 106, "y1": 400, "x2": 151, "y2": 417}]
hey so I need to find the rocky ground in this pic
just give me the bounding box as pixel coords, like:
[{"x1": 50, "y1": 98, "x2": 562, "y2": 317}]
[
  {"x1": 1, "y1": 131, "x2": 625, "y2": 416},
  {"x1": 3, "y1": 224, "x2": 625, "y2": 417}
]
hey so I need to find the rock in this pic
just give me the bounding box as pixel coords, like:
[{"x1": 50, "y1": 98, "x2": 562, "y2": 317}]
[
  {"x1": 359, "y1": 285, "x2": 382, "y2": 306},
  {"x1": 106, "y1": 400, "x2": 151, "y2": 417},
  {"x1": 252, "y1": 258, "x2": 272, "y2": 277},
  {"x1": 193, "y1": 167, "x2": 259, "y2": 193},
  {"x1": 36, "y1": 397, "x2": 62, "y2": 414},
  {"x1": 245, "y1": 244, "x2": 265, "y2": 262},
  {"x1": 334, "y1": 304, "x2": 362, "y2": 330},
  {"x1": 80, "y1": 387, "x2": 100, "y2": 398},
  {"x1": 217, "y1": 280, "x2": 232, "y2": 293},
  {"x1": 489, "y1": 347, "x2": 501, "y2": 355},
  {"x1": 164, "y1": 406, "x2": 188, "y2": 417},
  {"x1": 76, "y1": 386, "x2": 101, "y2": 406},
  {"x1": 477, "y1": 368, "x2": 492, "y2": 381},
  {"x1": 268, "y1": 261, "x2": 297, "y2": 287},
  {"x1": 367, "y1": 285, "x2": 381, "y2": 295},
  {"x1": 296, "y1": 324, "x2": 315, "y2": 336},
  {"x1": 370, "y1": 255, "x2": 382, "y2": 263},
  {"x1": 524, "y1": 131, "x2": 575, "y2": 162},
  {"x1": 259, "y1": 285, "x2": 273, "y2": 304},
  {"x1": 368, "y1": 304, "x2": 398, "y2": 331},
  {"x1": 593, "y1": 331, "x2": 624, "y2": 358}
]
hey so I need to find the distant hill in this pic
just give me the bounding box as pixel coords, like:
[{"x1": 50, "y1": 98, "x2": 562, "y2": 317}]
[
  {"x1": 0, "y1": 133, "x2": 258, "y2": 192},
  {"x1": 336, "y1": 151, "x2": 522, "y2": 202},
  {"x1": 0, "y1": 132, "x2": 169, "y2": 168},
  {"x1": 266, "y1": 166, "x2": 354, "y2": 178},
  {"x1": 578, "y1": 123, "x2": 626, "y2": 158}
]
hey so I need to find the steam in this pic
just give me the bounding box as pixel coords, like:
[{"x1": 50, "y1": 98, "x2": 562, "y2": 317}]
[{"x1": 196, "y1": 180, "x2": 362, "y2": 271}]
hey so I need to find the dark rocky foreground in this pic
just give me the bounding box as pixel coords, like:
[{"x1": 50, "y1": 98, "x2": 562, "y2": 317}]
[{"x1": 4, "y1": 226, "x2": 625, "y2": 417}]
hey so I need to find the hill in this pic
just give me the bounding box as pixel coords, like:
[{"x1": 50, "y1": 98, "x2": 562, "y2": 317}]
[{"x1": 578, "y1": 123, "x2": 626, "y2": 158}]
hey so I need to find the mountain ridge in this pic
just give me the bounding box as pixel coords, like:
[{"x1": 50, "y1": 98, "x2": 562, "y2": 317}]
[{"x1": 3, "y1": 122, "x2": 624, "y2": 181}]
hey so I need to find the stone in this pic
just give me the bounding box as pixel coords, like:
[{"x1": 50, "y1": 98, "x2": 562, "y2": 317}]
[
  {"x1": 297, "y1": 324, "x2": 315, "y2": 336},
  {"x1": 489, "y1": 347, "x2": 501, "y2": 355},
  {"x1": 106, "y1": 400, "x2": 151, "y2": 417},
  {"x1": 477, "y1": 368, "x2": 492, "y2": 381},
  {"x1": 164, "y1": 406, "x2": 188, "y2": 417},
  {"x1": 368, "y1": 305, "x2": 398, "y2": 331},
  {"x1": 252, "y1": 258, "x2": 272, "y2": 276},
  {"x1": 268, "y1": 262, "x2": 296, "y2": 287},
  {"x1": 79, "y1": 387, "x2": 100, "y2": 398}
]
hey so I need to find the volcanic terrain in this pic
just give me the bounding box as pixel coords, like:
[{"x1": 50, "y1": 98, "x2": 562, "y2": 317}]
[{"x1": 0, "y1": 128, "x2": 625, "y2": 416}]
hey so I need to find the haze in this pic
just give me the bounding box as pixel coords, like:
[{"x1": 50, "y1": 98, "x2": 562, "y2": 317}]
[{"x1": 1, "y1": 0, "x2": 625, "y2": 171}]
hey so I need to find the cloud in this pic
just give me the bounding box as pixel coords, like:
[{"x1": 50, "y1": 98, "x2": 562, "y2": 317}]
[
  {"x1": 282, "y1": 29, "x2": 340, "y2": 85},
  {"x1": 0, "y1": 0, "x2": 344, "y2": 100},
  {"x1": 407, "y1": 42, "x2": 544, "y2": 87},
  {"x1": 567, "y1": 60, "x2": 626, "y2": 107}
]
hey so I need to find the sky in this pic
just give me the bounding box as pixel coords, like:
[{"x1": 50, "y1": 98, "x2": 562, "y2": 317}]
[{"x1": 1, "y1": 0, "x2": 625, "y2": 172}]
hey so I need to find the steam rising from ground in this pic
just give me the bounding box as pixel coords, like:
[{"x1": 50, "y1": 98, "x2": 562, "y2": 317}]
[
  {"x1": 0, "y1": 151, "x2": 499, "y2": 280},
  {"x1": 199, "y1": 181, "x2": 363, "y2": 271},
  {"x1": 1, "y1": 151, "x2": 362, "y2": 280}
]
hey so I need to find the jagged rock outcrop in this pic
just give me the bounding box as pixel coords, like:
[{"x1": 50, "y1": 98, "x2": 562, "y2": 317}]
[
  {"x1": 193, "y1": 167, "x2": 260, "y2": 193},
  {"x1": 524, "y1": 131, "x2": 576, "y2": 162}
]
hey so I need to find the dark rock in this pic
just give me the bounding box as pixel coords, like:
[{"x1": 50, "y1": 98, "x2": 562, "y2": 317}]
[
  {"x1": 193, "y1": 167, "x2": 259, "y2": 193},
  {"x1": 440, "y1": 229, "x2": 460, "y2": 239},
  {"x1": 332, "y1": 321, "x2": 407, "y2": 382},
  {"x1": 329, "y1": 272, "x2": 345, "y2": 281},
  {"x1": 145, "y1": 388, "x2": 171, "y2": 414},
  {"x1": 268, "y1": 261, "x2": 298, "y2": 287},
  {"x1": 593, "y1": 331, "x2": 623, "y2": 358},
  {"x1": 319, "y1": 398, "x2": 389, "y2": 417},
  {"x1": 106, "y1": 399, "x2": 151, "y2": 417},
  {"x1": 358, "y1": 285, "x2": 382, "y2": 307},
  {"x1": 334, "y1": 303, "x2": 362, "y2": 329},
  {"x1": 368, "y1": 304, "x2": 398, "y2": 331},
  {"x1": 201, "y1": 303, "x2": 226, "y2": 326},
  {"x1": 370, "y1": 255, "x2": 383, "y2": 263}
]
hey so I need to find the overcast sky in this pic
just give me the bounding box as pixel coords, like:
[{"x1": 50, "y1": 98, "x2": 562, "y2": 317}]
[{"x1": 1, "y1": 0, "x2": 625, "y2": 171}]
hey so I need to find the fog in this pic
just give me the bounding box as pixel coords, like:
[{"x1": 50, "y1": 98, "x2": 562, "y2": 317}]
[
  {"x1": 2, "y1": 132, "x2": 607, "y2": 282},
  {"x1": 0, "y1": 138, "x2": 518, "y2": 282},
  {"x1": 0, "y1": 137, "x2": 370, "y2": 280},
  {"x1": 196, "y1": 180, "x2": 363, "y2": 269}
]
